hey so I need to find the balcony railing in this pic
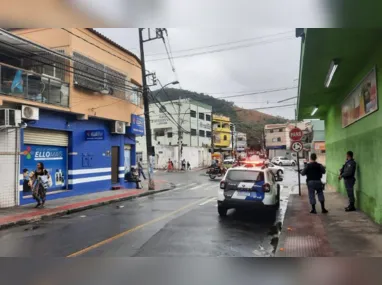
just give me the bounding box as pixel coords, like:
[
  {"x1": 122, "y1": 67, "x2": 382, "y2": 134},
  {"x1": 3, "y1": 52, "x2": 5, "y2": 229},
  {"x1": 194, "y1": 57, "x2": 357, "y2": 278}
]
[{"x1": 0, "y1": 63, "x2": 69, "y2": 108}]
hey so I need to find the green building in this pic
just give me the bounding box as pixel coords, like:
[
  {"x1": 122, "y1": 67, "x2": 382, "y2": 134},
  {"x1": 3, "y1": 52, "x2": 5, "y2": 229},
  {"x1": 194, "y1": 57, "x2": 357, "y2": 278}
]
[{"x1": 296, "y1": 29, "x2": 382, "y2": 223}]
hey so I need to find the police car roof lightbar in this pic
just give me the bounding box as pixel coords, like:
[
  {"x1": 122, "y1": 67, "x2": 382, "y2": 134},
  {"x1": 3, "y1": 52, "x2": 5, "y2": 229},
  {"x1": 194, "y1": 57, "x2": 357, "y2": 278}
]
[{"x1": 324, "y1": 60, "x2": 339, "y2": 88}]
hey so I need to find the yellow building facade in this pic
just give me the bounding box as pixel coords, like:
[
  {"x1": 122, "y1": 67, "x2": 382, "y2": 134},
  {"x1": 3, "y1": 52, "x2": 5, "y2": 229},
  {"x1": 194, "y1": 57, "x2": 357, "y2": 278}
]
[{"x1": 212, "y1": 114, "x2": 231, "y2": 148}]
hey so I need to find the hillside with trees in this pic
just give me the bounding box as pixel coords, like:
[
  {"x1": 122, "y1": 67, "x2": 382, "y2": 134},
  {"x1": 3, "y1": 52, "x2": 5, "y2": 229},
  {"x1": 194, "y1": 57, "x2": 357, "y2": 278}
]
[{"x1": 150, "y1": 88, "x2": 289, "y2": 149}]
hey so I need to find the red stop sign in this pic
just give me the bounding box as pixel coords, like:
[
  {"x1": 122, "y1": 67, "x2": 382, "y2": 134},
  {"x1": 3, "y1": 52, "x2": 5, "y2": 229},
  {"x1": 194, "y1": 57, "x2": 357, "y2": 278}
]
[{"x1": 289, "y1": 127, "x2": 303, "y2": 141}]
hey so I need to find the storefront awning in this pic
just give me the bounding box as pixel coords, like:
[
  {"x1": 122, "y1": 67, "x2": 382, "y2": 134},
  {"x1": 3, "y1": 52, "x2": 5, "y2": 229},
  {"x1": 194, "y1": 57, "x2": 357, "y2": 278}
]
[{"x1": 297, "y1": 29, "x2": 382, "y2": 120}]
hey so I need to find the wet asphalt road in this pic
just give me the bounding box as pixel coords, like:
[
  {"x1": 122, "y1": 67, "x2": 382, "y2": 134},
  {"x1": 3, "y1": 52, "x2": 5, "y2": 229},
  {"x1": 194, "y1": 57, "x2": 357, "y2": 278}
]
[{"x1": 0, "y1": 168, "x2": 299, "y2": 257}]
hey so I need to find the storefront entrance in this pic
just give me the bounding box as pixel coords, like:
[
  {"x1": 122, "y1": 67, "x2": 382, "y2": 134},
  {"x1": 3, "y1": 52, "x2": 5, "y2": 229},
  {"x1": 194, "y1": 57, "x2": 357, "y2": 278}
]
[{"x1": 22, "y1": 128, "x2": 68, "y2": 196}]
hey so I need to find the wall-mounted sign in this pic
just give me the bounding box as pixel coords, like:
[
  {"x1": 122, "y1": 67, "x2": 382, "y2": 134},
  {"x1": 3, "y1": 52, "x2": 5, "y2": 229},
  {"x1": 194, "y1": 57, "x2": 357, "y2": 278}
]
[
  {"x1": 85, "y1": 130, "x2": 104, "y2": 141},
  {"x1": 152, "y1": 114, "x2": 169, "y2": 126},
  {"x1": 342, "y1": 67, "x2": 378, "y2": 128},
  {"x1": 199, "y1": 121, "x2": 211, "y2": 129},
  {"x1": 130, "y1": 114, "x2": 145, "y2": 136},
  {"x1": 22, "y1": 145, "x2": 67, "y2": 192}
]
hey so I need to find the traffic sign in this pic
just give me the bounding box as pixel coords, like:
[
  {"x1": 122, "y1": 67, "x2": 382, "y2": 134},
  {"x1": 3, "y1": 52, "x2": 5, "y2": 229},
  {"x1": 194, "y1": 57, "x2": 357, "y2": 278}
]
[
  {"x1": 291, "y1": 141, "x2": 303, "y2": 153},
  {"x1": 289, "y1": 127, "x2": 303, "y2": 141}
]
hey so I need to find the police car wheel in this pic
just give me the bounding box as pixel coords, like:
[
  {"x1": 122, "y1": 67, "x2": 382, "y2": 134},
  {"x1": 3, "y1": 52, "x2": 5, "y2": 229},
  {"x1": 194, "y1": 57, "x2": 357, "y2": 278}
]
[
  {"x1": 277, "y1": 169, "x2": 283, "y2": 176},
  {"x1": 218, "y1": 206, "x2": 228, "y2": 217},
  {"x1": 291, "y1": 161, "x2": 296, "y2": 166}
]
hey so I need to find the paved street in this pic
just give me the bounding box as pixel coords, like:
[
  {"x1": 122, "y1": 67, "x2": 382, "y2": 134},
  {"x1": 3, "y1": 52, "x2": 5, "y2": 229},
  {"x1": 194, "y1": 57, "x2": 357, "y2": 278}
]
[{"x1": 0, "y1": 168, "x2": 298, "y2": 257}]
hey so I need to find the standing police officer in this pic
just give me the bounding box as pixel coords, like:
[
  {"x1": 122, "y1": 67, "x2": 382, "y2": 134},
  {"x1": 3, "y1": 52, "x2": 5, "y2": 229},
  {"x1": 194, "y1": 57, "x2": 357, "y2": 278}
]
[
  {"x1": 339, "y1": 151, "x2": 357, "y2": 212},
  {"x1": 301, "y1": 153, "x2": 328, "y2": 214}
]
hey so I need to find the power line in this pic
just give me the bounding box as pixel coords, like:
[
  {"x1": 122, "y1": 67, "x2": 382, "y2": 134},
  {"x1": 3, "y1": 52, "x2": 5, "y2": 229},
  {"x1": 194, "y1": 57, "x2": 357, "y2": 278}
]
[
  {"x1": 157, "y1": 79, "x2": 178, "y2": 114},
  {"x1": 61, "y1": 28, "x2": 141, "y2": 69},
  {"x1": 148, "y1": 90, "x2": 189, "y2": 133},
  {"x1": 146, "y1": 30, "x2": 294, "y2": 57},
  {"x1": 0, "y1": 43, "x2": 138, "y2": 97},
  {"x1": 162, "y1": 31, "x2": 182, "y2": 89},
  {"x1": 147, "y1": 36, "x2": 295, "y2": 62},
  {"x1": 1, "y1": 28, "x2": 133, "y2": 84},
  {"x1": 215, "y1": 86, "x2": 297, "y2": 99}
]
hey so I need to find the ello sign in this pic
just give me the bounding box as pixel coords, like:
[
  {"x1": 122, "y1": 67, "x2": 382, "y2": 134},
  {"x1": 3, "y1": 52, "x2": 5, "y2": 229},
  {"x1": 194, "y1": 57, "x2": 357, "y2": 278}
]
[{"x1": 289, "y1": 127, "x2": 303, "y2": 141}]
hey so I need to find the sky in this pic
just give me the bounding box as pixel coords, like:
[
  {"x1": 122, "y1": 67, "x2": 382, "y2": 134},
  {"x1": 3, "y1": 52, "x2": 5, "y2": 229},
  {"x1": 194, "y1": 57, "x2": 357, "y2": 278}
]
[{"x1": 96, "y1": 28, "x2": 301, "y2": 119}]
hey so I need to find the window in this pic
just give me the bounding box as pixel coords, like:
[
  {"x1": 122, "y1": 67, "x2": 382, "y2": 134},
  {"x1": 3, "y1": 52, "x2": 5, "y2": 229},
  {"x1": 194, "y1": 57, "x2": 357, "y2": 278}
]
[
  {"x1": 270, "y1": 130, "x2": 274, "y2": 133},
  {"x1": 227, "y1": 170, "x2": 264, "y2": 182},
  {"x1": 199, "y1": 130, "x2": 205, "y2": 137},
  {"x1": 190, "y1": 110, "x2": 196, "y2": 118},
  {"x1": 191, "y1": 129, "x2": 197, "y2": 136},
  {"x1": 155, "y1": 130, "x2": 165, "y2": 137},
  {"x1": 199, "y1": 112, "x2": 205, "y2": 120},
  {"x1": 73, "y1": 52, "x2": 127, "y2": 99},
  {"x1": 206, "y1": 131, "x2": 211, "y2": 137},
  {"x1": 167, "y1": 132, "x2": 173, "y2": 138},
  {"x1": 223, "y1": 135, "x2": 227, "y2": 140},
  {"x1": 206, "y1": 114, "x2": 211, "y2": 121},
  {"x1": 279, "y1": 128, "x2": 284, "y2": 132}
]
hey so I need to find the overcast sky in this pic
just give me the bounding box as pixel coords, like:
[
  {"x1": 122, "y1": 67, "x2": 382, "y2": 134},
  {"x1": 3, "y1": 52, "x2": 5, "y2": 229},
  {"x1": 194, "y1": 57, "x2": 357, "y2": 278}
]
[{"x1": 96, "y1": 28, "x2": 301, "y2": 119}]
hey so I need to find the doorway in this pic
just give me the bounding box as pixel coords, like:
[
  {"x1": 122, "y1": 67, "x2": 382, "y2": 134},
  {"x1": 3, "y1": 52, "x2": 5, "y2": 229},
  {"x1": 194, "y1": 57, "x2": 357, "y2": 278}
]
[{"x1": 111, "y1": 146, "x2": 119, "y2": 183}]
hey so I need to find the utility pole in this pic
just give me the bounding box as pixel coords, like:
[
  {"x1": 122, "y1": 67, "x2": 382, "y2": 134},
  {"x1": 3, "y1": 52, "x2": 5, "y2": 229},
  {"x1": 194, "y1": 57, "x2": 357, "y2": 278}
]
[
  {"x1": 139, "y1": 28, "x2": 166, "y2": 190},
  {"x1": 177, "y1": 95, "x2": 182, "y2": 171},
  {"x1": 295, "y1": 108, "x2": 301, "y2": 196}
]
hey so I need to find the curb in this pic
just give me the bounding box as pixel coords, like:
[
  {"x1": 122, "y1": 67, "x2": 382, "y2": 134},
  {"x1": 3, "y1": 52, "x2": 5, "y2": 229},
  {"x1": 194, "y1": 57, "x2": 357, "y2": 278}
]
[{"x1": 0, "y1": 183, "x2": 176, "y2": 231}]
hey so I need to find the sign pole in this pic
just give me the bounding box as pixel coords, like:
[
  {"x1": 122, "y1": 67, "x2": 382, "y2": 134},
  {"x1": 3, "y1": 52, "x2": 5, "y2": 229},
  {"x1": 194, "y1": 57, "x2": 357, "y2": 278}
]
[{"x1": 297, "y1": 154, "x2": 301, "y2": 196}]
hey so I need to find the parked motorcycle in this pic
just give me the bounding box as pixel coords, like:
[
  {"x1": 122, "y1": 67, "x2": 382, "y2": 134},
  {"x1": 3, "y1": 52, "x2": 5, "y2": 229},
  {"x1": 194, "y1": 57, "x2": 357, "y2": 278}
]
[{"x1": 206, "y1": 166, "x2": 227, "y2": 180}]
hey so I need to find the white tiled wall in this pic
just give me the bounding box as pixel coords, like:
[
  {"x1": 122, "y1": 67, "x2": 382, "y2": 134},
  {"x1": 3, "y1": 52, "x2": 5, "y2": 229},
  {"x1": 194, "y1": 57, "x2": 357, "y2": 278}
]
[{"x1": 0, "y1": 128, "x2": 19, "y2": 208}]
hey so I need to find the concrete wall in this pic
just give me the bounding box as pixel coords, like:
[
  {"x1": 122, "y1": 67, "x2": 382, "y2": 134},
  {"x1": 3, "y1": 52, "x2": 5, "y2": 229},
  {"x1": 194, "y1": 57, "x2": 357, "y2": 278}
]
[
  {"x1": 325, "y1": 55, "x2": 382, "y2": 223},
  {"x1": 0, "y1": 128, "x2": 19, "y2": 207},
  {"x1": 155, "y1": 145, "x2": 211, "y2": 169}
]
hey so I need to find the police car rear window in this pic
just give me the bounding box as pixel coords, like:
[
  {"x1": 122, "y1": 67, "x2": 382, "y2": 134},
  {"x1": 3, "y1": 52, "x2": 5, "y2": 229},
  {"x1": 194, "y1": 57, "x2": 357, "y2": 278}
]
[{"x1": 227, "y1": 170, "x2": 264, "y2": 182}]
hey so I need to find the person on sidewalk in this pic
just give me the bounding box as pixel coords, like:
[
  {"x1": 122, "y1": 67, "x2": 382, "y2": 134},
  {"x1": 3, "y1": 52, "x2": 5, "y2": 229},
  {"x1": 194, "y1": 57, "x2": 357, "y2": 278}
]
[
  {"x1": 339, "y1": 151, "x2": 357, "y2": 212},
  {"x1": 29, "y1": 171, "x2": 46, "y2": 208},
  {"x1": 301, "y1": 153, "x2": 328, "y2": 214},
  {"x1": 34, "y1": 162, "x2": 50, "y2": 207},
  {"x1": 125, "y1": 167, "x2": 142, "y2": 189},
  {"x1": 137, "y1": 158, "x2": 147, "y2": 180},
  {"x1": 187, "y1": 161, "x2": 191, "y2": 170}
]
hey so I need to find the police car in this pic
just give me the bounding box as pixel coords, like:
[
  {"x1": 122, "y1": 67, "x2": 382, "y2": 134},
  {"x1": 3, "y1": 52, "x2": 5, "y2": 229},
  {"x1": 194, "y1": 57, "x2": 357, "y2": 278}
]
[{"x1": 217, "y1": 162, "x2": 283, "y2": 216}]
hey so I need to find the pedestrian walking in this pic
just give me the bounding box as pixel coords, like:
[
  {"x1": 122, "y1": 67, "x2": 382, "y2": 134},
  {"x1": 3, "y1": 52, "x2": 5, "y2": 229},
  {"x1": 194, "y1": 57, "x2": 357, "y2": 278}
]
[
  {"x1": 33, "y1": 162, "x2": 50, "y2": 207},
  {"x1": 167, "y1": 158, "x2": 173, "y2": 172},
  {"x1": 181, "y1": 159, "x2": 186, "y2": 171},
  {"x1": 301, "y1": 153, "x2": 328, "y2": 214},
  {"x1": 339, "y1": 151, "x2": 357, "y2": 211},
  {"x1": 137, "y1": 158, "x2": 146, "y2": 180},
  {"x1": 187, "y1": 161, "x2": 191, "y2": 170}
]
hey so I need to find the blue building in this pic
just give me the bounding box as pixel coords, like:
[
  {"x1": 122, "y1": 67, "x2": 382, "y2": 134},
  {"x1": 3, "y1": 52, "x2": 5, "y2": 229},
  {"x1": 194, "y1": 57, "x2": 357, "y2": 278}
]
[{"x1": 0, "y1": 29, "x2": 144, "y2": 207}]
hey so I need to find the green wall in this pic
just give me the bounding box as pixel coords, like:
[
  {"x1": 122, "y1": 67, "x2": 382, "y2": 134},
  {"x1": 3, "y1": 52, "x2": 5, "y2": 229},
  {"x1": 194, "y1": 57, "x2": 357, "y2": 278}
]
[{"x1": 325, "y1": 52, "x2": 382, "y2": 223}]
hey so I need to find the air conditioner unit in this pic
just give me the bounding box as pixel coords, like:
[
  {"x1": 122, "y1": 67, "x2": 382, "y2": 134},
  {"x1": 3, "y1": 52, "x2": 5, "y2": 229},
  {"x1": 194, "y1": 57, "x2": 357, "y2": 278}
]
[
  {"x1": 22, "y1": 105, "x2": 40, "y2": 120},
  {"x1": 111, "y1": 121, "x2": 126, "y2": 134},
  {"x1": 0, "y1": 109, "x2": 21, "y2": 128}
]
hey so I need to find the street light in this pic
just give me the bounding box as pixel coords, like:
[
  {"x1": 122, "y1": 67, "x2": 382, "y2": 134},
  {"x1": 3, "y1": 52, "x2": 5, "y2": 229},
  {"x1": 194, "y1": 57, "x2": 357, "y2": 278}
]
[{"x1": 161, "y1": 80, "x2": 179, "y2": 89}]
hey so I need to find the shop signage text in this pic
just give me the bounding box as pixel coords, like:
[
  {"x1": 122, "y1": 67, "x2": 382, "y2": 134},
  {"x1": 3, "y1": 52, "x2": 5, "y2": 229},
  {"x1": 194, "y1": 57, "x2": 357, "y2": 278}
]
[{"x1": 85, "y1": 130, "x2": 105, "y2": 141}]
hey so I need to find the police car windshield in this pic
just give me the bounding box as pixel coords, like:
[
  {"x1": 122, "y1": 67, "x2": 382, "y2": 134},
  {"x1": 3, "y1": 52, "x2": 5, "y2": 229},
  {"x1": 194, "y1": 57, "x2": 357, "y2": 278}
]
[{"x1": 227, "y1": 170, "x2": 264, "y2": 182}]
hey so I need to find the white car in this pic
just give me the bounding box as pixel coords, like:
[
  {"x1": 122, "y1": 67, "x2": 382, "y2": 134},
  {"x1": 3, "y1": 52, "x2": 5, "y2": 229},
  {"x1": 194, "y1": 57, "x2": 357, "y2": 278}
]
[
  {"x1": 217, "y1": 166, "x2": 282, "y2": 216},
  {"x1": 265, "y1": 162, "x2": 284, "y2": 178},
  {"x1": 271, "y1": 156, "x2": 296, "y2": 166}
]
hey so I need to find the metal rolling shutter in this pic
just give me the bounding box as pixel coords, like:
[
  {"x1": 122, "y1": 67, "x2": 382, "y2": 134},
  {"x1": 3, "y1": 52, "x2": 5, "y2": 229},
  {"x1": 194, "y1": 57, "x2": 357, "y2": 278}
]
[{"x1": 24, "y1": 129, "x2": 68, "y2": 147}]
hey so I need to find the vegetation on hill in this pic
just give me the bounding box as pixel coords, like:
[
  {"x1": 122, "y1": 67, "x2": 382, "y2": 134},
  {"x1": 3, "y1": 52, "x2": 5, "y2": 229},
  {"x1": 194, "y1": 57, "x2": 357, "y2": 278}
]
[{"x1": 151, "y1": 88, "x2": 289, "y2": 149}]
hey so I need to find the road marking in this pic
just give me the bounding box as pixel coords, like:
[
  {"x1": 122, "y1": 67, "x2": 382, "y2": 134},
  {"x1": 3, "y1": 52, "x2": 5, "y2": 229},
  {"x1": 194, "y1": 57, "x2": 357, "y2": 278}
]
[
  {"x1": 199, "y1": 197, "x2": 216, "y2": 206},
  {"x1": 189, "y1": 182, "x2": 211, "y2": 190},
  {"x1": 67, "y1": 196, "x2": 210, "y2": 258}
]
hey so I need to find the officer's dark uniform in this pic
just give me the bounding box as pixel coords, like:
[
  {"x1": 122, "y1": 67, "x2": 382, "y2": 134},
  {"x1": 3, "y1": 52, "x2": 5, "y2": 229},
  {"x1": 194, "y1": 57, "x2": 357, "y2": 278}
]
[
  {"x1": 301, "y1": 161, "x2": 327, "y2": 213},
  {"x1": 340, "y1": 158, "x2": 357, "y2": 209}
]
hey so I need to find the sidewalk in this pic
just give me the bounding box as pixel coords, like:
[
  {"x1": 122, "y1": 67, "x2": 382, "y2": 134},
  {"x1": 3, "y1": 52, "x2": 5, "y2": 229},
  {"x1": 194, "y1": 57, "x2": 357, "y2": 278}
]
[
  {"x1": 277, "y1": 185, "x2": 382, "y2": 257},
  {"x1": 0, "y1": 179, "x2": 174, "y2": 230}
]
